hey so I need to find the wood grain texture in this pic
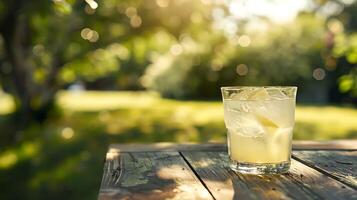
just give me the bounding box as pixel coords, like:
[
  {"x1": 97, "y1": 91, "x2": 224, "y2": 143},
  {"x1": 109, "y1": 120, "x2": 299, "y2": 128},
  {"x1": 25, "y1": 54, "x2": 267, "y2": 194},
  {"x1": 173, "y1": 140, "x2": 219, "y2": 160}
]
[
  {"x1": 108, "y1": 140, "x2": 357, "y2": 153},
  {"x1": 108, "y1": 143, "x2": 226, "y2": 153},
  {"x1": 292, "y1": 140, "x2": 357, "y2": 150},
  {"x1": 181, "y1": 151, "x2": 357, "y2": 200},
  {"x1": 98, "y1": 151, "x2": 213, "y2": 200},
  {"x1": 293, "y1": 150, "x2": 357, "y2": 189}
]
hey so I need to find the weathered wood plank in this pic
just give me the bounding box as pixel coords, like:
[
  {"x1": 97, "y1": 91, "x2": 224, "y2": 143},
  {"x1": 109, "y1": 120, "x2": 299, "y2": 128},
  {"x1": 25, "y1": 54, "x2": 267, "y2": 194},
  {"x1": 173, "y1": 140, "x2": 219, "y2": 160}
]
[
  {"x1": 292, "y1": 140, "x2": 357, "y2": 150},
  {"x1": 108, "y1": 140, "x2": 357, "y2": 152},
  {"x1": 181, "y1": 151, "x2": 357, "y2": 200},
  {"x1": 293, "y1": 150, "x2": 357, "y2": 189},
  {"x1": 98, "y1": 151, "x2": 213, "y2": 200},
  {"x1": 108, "y1": 143, "x2": 226, "y2": 153}
]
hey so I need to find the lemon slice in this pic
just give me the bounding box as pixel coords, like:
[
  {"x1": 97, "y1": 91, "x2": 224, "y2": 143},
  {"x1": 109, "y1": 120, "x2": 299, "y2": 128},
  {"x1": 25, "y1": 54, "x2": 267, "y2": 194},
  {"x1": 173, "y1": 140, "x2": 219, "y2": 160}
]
[{"x1": 255, "y1": 114, "x2": 279, "y2": 128}]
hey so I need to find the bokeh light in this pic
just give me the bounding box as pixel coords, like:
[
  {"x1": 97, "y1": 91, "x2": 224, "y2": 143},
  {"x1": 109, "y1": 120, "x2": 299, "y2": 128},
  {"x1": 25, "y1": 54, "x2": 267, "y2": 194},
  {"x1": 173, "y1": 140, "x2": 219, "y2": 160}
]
[
  {"x1": 236, "y1": 64, "x2": 248, "y2": 76},
  {"x1": 80, "y1": 28, "x2": 90, "y2": 39},
  {"x1": 170, "y1": 44, "x2": 183, "y2": 55},
  {"x1": 313, "y1": 68, "x2": 326, "y2": 80},
  {"x1": 89, "y1": 32, "x2": 99, "y2": 42},
  {"x1": 125, "y1": 7, "x2": 137, "y2": 18},
  {"x1": 130, "y1": 15, "x2": 142, "y2": 28},
  {"x1": 32, "y1": 44, "x2": 44, "y2": 55},
  {"x1": 80, "y1": 28, "x2": 99, "y2": 42},
  {"x1": 61, "y1": 127, "x2": 74, "y2": 139},
  {"x1": 238, "y1": 35, "x2": 251, "y2": 47},
  {"x1": 327, "y1": 18, "x2": 344, "y2": 33},
  {"x1": 85, "y1": 0, "x2": 98, "y2": 10}
]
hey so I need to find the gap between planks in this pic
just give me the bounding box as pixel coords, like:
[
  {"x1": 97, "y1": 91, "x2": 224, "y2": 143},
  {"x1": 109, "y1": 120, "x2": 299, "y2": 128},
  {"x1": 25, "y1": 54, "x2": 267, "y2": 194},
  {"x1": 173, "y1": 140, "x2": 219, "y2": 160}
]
[{"x1": 179, "y1": 151, "x2": 216, "y2": 200}]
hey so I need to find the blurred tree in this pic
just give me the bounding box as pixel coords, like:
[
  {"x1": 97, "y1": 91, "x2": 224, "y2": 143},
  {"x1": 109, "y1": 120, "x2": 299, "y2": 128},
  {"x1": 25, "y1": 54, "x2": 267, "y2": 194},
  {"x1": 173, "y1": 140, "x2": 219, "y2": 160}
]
[
  {"x1": 311, "y1": 0, "x2": 357, "y2": 100},
  {"x1": 330, "y1": 2, "x2": 357, "y2": 98},
  {"x1": 0, "y1": 0, "x2": 87, "y2": 124},
  {"x1": 142, "y1": 14, "x2": 326, "y2": 99},
  {"x1": 0, "y1": 0, "x2": 218, "y2": 126}
]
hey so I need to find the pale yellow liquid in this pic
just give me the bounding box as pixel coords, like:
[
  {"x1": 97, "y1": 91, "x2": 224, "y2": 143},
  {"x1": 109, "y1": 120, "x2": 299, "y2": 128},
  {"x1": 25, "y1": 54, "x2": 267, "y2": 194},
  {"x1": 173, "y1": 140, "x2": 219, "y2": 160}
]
[
  {"x1": 224, "y1": 98, "x2": 295, "y2": 164},
  {"x1": 228, "y1": 127, "x2": 293, "y2": 163}
]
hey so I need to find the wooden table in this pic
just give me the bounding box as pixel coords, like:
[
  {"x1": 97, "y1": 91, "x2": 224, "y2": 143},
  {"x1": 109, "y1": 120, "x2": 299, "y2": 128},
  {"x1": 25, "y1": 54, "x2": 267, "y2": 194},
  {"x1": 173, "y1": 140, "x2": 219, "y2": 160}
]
[{"x1": 98, "y1": 140, "x2": 357, "y2": 200}]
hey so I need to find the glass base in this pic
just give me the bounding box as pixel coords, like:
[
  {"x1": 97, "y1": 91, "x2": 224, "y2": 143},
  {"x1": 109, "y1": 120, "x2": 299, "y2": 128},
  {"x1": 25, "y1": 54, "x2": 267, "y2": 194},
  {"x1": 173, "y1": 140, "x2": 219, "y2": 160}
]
[{"x1": 230, "y1": 160, "x2": 290, "y2": 174}]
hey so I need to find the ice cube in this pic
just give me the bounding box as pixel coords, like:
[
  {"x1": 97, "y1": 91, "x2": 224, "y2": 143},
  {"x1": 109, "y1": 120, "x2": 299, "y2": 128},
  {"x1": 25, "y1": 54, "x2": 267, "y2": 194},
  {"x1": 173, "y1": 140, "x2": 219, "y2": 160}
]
[
  {"x1": 224, "y1": 102, "x2": 264, "y2": 137},
  {"x1": 230, "y1": 88, "x2": 270, "y2": 101},
  {"x1": 248, "y1": 88, "x2": 270, "y2": 100},
  {"x1": 267, "y1": 88, "x2": 288, "y2": 100},
  {"x1": 230, "y1": 88, "x2": 252, "y2": 100},
  {"x1": 251, "y1": 97, "x2": 295, "y2": 128}
]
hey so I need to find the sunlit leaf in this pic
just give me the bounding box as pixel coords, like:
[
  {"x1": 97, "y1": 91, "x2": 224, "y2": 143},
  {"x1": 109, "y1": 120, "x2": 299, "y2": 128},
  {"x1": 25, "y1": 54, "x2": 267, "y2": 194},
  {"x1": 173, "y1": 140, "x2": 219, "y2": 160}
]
[
  {"x1": 339, "y1": 75, "x2": 354, "y2": 93},
  {"x1": 53, "y1": 0, "x2": 72, "y2": 15},
  {"x1": 346, "y1": 51, "x2": 357, "y2": 63}
]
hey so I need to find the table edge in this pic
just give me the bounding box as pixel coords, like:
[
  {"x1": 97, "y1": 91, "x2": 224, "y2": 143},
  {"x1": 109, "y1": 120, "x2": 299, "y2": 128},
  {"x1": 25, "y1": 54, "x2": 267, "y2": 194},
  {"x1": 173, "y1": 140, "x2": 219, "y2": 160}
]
[{"x1": 108, "y1": 140, "x2": 357, "y2": 153}]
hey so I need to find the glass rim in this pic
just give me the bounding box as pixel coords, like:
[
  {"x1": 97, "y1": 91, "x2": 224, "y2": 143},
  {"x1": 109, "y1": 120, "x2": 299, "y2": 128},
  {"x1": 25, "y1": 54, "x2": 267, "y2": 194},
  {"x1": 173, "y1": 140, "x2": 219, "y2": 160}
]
[{"x1": 221, "y1": 86, "x2": 297, "y2": 91}]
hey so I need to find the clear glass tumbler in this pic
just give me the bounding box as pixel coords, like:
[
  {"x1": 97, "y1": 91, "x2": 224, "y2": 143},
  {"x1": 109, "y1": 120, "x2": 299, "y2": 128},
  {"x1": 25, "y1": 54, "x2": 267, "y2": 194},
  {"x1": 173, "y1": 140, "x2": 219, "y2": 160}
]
[{"x1": 221, "y1": 86, "x2": 297, "y2": 174}]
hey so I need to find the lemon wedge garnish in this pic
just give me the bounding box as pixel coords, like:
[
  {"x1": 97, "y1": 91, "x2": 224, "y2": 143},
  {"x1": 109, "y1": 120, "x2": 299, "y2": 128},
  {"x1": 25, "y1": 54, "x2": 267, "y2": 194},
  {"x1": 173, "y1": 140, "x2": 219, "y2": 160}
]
[{"x1": 255, "y1": 115, "x2": 279, "y2": 128}]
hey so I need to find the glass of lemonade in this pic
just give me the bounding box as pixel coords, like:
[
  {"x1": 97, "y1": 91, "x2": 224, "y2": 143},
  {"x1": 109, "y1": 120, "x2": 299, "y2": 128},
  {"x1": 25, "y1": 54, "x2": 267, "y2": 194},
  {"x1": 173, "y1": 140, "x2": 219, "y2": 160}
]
[{"x1": 221, "y1": 86, "x2": 297, "y2": 174}]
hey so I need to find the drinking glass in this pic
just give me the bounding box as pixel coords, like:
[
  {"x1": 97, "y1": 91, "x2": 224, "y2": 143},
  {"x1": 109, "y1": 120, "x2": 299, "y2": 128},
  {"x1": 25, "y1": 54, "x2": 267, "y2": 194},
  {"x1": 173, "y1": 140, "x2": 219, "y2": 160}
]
[{"x1": 221, "y1": 86, "x2": 297, "y2": 174}]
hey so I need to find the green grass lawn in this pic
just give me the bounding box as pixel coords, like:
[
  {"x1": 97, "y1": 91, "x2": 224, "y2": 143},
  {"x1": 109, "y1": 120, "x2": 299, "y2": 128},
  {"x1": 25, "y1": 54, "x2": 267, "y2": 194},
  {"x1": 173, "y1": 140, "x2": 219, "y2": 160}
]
[
  {"x1": 0, "y1": 91, "x2": 356, "y2": 200},
  {"x1": 55, "y1": 91, "x2": 357, "y2": 140}
]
